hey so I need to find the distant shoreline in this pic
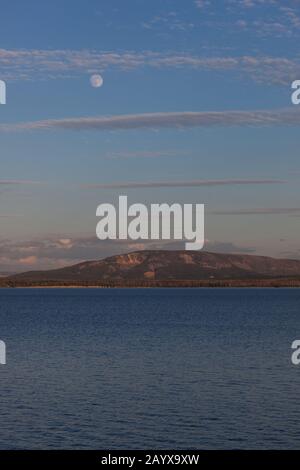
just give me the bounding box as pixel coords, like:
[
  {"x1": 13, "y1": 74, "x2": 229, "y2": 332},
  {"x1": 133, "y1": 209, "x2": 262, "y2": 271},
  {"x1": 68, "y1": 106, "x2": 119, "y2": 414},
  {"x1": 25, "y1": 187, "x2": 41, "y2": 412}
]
[{"x1": 2, "y1": 278, "x2": 300, "y2": 288}]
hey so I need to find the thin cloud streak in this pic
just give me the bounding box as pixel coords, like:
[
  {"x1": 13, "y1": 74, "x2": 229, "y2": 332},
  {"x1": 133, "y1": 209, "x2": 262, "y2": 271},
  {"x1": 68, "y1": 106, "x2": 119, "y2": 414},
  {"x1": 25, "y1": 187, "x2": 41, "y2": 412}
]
[
  {"x1": 106, "y1": 150, "x2": 185, "y2": 159},
  {"x1": 83, "y1": 179, "x2": 285, "y2": 189},
  {"x1": 1, "y1": 109, "x2": 300, "y2": 133},
  {"x1": 0, "y1": 180, "x2": 43, "y2": 185},
  {"x1": 211, "y1": 208, "x2": 300, "y2": 215}
]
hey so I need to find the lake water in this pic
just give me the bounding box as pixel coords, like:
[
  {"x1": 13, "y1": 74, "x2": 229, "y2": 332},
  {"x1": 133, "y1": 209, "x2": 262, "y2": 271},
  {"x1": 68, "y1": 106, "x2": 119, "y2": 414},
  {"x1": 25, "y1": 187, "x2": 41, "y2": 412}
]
[{"x1": 0, "y1": 287, "x2": 299, "y2": 449}]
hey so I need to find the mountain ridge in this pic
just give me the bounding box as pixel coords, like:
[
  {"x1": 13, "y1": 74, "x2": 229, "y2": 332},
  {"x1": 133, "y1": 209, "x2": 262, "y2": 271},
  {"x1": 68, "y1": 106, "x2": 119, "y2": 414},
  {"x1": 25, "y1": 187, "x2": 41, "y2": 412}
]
[{"x1": 8, "y1": 250, "x2": 300, "y2": 282}]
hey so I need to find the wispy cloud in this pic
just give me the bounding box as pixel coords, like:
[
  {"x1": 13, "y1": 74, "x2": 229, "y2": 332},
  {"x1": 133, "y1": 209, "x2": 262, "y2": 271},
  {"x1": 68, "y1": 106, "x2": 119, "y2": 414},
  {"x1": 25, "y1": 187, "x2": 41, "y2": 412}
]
[
  {"x1": 1, "y1": 48, "x2": 300, "y2": 84},
  {"x1": 194, "y1": 0, "x2": 211, "y2": 8},
  {"x1": 211, "y1": 207, "x2": 300, "y2": 215},
  {"x1": 195, "y1": 0, "x2": 300, "y2": 39},
  {"x1": 1, "y1": 109, "x2": 300, "y2": 133},
  {"x1": 206, "y1": 240, "x2": 255, "y2": 254},
  {"x1": 106, "y1": 150, "x2": 188, "y2": 159},
  {"x1": 0, "y1": 180, "x2": 42, "y2": 185},
  {"x1": 83, "y1": 178, "x2": 284, "y2": 189},
  {"x1": 142, "y1": 12, "x2": 194, "y2": 32}
]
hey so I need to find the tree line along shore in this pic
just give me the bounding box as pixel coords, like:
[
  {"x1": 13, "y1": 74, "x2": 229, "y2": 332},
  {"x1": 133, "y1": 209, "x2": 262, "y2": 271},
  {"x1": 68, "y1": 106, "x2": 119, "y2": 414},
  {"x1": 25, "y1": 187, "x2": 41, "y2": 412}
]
[{"x1": 1, "y1": 278, "x2": 300, "y2": 288}]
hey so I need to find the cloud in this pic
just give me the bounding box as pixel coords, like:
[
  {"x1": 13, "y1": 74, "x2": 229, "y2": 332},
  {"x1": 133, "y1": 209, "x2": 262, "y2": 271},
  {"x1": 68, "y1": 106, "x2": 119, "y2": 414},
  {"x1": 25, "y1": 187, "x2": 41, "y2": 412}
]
[
  {"x1": 83, "y1": 178, "x2": 284, "y2": 189},
  {"x1": 195, "y1": 0, "x2": 211, "y2": 8},
  {"x1": 280, "y1": 249, "x2": 300, "y2": 259},
  {"x1": 228, "y1": 0, "x2": 281, "y2": 7},
  {"x1": 211, "y1": 207, "x2": 300, "y2": 214},
  {"x1": 0, "y1": 48, "x2": 149, "y2": 80},
  {"x1": 0, "y1": 180, "x2": 42, "y2": 185},
  {"x1": 106, "y1": 150, "x2": 184, "y2": 159},
  {"x1": 142, "y1": 12, "x2": 194, "y2": 32},
  {"x1": 1, "y1": 48, "x2": 300, "y2": 84},
  {"x1": 19, "y1": 255, "x2": 38, "y2": 266},
  {"x1": 206, "y1": 240, "x2": 256, "y2": 253},
  {"x1": 2, "y1": 108, "x2": 300, "y2": 133},
  {"x1": 195, "y1": 0, "x2": 300, "y2": 39}
]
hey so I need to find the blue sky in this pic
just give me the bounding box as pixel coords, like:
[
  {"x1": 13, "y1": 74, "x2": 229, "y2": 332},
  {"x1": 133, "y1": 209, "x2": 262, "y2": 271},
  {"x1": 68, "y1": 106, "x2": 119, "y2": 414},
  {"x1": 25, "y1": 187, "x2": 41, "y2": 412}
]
[{"x1": 0, "y1": 0, "x2": 300, "y2": 271}]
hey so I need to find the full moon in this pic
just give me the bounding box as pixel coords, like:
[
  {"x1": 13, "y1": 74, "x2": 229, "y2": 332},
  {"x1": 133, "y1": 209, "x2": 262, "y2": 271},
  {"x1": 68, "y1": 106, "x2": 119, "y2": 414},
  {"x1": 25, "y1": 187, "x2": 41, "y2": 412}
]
[{"x1": 90, "y1": 74, "x2": 104, "y2": 88}]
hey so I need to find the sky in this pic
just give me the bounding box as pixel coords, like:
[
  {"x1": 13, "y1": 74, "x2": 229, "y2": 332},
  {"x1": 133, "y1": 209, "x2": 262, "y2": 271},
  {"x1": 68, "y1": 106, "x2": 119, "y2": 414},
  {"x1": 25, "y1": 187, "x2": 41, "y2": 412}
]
[{"x1": 0, "y1": 0, "x2": 300, "y2": 271}]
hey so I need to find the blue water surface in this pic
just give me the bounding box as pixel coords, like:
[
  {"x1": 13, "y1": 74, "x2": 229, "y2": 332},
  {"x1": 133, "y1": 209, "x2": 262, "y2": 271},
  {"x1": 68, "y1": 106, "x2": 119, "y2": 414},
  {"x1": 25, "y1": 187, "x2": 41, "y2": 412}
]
[{"x1": 0, "y1": 288, "x2": 299, "y2": 449}]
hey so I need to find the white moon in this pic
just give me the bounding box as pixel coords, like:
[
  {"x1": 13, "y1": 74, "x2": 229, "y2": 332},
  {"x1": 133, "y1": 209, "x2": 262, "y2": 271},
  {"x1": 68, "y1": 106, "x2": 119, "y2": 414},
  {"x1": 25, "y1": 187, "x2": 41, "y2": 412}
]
[{"x1": 90, "y1": 74, "x2": 104, "y2": 88}]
